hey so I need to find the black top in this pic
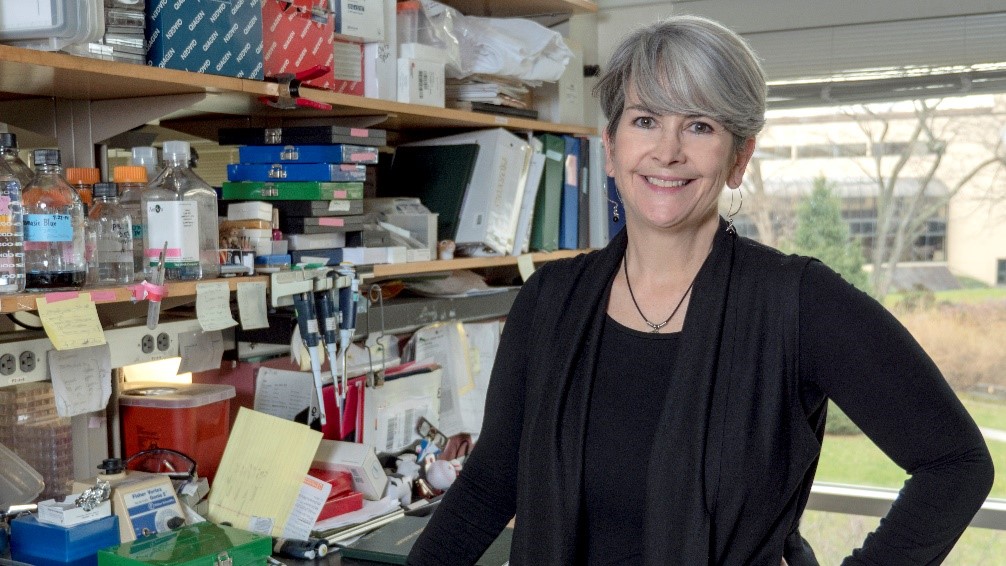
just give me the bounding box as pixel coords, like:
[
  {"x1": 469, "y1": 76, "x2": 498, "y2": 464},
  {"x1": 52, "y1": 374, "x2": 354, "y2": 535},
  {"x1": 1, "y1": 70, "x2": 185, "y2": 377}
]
[
  {"x1": 581, "y1": 317, "x2": 680, "y2": 565},
  {"x1": 407, "y1": 226, "x2": 994, "y2": 566}
]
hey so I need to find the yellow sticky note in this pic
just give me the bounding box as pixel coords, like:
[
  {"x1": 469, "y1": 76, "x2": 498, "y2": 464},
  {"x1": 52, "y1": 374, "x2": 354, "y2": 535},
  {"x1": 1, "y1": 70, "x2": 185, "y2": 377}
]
[
  {"x1": 36, "y1": 293, "x2": 107, "y2": 350},
  {"x1": 207, "y1": 407, "x2": 322, "y2": 537},
  {"x1": 196, "y1": 282, "x2": 238, "y2": 332}
]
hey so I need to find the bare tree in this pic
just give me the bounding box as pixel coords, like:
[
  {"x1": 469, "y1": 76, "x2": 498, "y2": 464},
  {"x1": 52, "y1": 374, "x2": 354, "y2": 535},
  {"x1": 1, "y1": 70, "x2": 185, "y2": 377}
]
[{"x1": 852, "y1": 99, "x2": 1006, "y2": 297}]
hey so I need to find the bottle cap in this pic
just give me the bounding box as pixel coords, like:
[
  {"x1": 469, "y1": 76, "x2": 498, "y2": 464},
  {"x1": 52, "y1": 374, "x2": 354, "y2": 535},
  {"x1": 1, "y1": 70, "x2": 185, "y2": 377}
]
[
  {"x1": 32, "y1": 148, "x2": 61, "y2": 167},
  {"x1": 93, "y1": 182, "x2": 118, "y2": 198},
  {"x1": 131, "y1": 146, "x2": 158, "y2": 166},
  {"x1": 397, "y1": 0, "x2": 421, "y2": 11},
  {"x1": 162, "y1": 141, "x2": 191, "y2": 162},
  {"x1": 113, "y1": 165, "x2": 148, "y2": 184},
  {"x1": 66, "y1": 167, "x2": 101, "y2": 185},
  {"x1": 0, "y1": 132, "x2": 15, "y2": 149}
]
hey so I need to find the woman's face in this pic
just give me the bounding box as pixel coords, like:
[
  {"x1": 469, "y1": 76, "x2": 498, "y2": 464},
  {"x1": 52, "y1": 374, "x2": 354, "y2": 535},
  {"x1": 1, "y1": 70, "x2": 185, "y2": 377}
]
[{"x1": 604, "y1": 89, "x2": 755, "y2": 233}]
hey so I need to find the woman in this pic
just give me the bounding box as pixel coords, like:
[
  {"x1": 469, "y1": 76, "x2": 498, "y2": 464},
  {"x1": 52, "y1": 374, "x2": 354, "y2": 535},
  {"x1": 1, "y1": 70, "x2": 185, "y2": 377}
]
[{"x1": 408, "y1": 15, "x2": 993, "y2": 565}]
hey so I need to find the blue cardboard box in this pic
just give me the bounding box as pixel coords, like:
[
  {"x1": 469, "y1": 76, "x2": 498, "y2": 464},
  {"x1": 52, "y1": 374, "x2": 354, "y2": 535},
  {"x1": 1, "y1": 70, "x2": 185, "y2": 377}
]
[{"x1": 146, "y1": 0, "x2": 264, "y2": 79}]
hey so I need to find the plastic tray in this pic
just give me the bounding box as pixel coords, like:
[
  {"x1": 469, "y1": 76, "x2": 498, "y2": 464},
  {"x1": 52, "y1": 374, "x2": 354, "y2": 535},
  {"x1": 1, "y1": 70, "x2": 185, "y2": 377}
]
[{"x1": 0, "y1": 442, "x2": 44, "y2": 508}]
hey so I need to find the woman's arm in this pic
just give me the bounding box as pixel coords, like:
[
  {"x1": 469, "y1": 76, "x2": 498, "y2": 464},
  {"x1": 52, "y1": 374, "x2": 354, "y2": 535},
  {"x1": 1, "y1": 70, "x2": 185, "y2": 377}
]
[
  {"x1": 406, "y1": 266, "x2": 546, "y2": 565},
  {"x1": 799, "y1": 262, "x2": 994, "y2": 565}
]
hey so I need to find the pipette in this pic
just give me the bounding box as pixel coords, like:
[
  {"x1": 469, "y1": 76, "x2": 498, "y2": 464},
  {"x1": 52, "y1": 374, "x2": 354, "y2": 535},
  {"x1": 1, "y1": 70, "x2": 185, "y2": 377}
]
[
  {"x1": 336, "y1": 263, "x2": 359, "y2": 413},
  {"x1": 292, "y1": 291, "x2": 326, "y2": 427},
  {"x1": 315, "y1": 283, "x2": 341, "y2": 418},
  {"x1": 146, "y1": 242, "x2": 167, "y2": 330}
]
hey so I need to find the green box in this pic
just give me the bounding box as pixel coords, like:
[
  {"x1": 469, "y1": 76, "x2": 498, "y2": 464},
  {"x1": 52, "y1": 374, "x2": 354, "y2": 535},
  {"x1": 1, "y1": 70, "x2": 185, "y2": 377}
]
[
  {"x1": 222, "y1": 181, "x2": 365, "y2": 201},
  {"x1": 97, "y1": 522, "x2": 271, "y2": 566}
]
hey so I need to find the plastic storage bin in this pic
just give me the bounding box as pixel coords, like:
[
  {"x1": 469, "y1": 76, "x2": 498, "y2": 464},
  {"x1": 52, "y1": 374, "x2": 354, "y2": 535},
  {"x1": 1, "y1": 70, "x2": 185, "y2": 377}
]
[
  {"x1": 119, "y1": 383, "x2": 235, "y2": 482},
  {"x1": 10, "y1": 513, "x2": 119, "y2": 566},
  {"x1": 97, "y1": 522, "x2": 271, "y2": 566},
  {"x1": 0, "y1": 443, "x2": 43, "y2": 507}
]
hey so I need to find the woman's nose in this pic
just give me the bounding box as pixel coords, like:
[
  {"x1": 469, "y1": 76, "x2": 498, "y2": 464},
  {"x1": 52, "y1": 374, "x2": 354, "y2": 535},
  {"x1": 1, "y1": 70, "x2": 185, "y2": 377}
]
[{"x1": 650, "y1": 129, "x2": 683, "y2": 164}]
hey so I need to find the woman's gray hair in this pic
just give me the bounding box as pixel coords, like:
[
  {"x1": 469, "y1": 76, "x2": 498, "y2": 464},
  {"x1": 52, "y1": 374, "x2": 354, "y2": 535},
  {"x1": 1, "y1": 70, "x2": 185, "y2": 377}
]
[{"x1": 594, "y1": 15, "x2": 767, "y2": 149}]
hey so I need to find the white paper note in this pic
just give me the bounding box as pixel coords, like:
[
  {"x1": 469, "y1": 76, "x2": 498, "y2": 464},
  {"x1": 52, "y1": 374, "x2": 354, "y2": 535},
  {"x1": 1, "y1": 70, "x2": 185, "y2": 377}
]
[
  {"x1": 48, "y1": 344, "x2": 112, "y2": 417},
  {"x1": 237, "y1": 281, "x2": 270, "y2": 330},
  {"x1": 176, "y1": 330, "x2": 224, "y2": 374},
  {"x1": 196, "y1": 282, "x2": 238, "y2": 331},
  {"x1": 282, "y1": 474, "x2": 332, "y2": 540},
  {"x1": 253, "y1": 368, "x2": 315, "y2": 421}
]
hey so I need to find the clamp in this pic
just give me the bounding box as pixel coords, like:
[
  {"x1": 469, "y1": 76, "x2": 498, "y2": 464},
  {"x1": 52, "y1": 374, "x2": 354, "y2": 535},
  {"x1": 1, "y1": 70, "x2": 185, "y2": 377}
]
[{"x1": 260, "y1": 65, "x2": 333, "y2": 111}]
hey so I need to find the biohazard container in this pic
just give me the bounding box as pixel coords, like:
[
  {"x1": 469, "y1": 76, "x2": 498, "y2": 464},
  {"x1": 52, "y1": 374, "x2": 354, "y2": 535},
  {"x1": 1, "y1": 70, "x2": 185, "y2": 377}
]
[{"x1": 119, "y1": 383, "x2": 235, "y2": 483}]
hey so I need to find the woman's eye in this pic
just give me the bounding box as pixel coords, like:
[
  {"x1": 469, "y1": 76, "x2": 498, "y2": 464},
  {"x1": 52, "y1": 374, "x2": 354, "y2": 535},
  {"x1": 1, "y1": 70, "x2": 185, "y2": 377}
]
[
  {"x1": 632, "y1": 116, "x2": 656, "y2": 128},
  {"x1": 689, "y1": 121, "x2": 714, "y2": 134}
]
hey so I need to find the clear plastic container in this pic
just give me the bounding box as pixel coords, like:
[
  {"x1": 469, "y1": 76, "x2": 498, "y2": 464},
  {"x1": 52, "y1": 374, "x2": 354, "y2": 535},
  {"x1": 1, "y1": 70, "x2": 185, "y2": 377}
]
[
  {"x1": 0, "y1": 133, "x2": 34, "y2": 189},
  {"x1": 113, "y1": 165, "x2": 148, "y2": 280},
  {"x1": 89, "y1": 181, "x2": 134, "y2": 285},
  {"x1": 397, "y1": 0, "x2": 421, "y2": 45},
  {"x1": 22, "y1": 149, "x2": 87, "y2": 291},
  {"x1": 142, "y1": 141, "x2": 219, "y2": 280},
  {"x1": 0, "y1": 442, "x2": 44, "y2": 508},
  {"x1": 130, "y1": 146, "x2": 159, "y2": 183},
  {"x1": 0, "y1": 159, "x2": 25, "y2": 294}
]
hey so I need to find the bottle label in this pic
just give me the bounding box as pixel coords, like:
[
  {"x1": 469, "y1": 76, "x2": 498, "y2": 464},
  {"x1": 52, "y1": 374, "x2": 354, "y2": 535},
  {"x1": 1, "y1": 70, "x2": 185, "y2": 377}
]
[
  {"x1": 24, "y1": 213, "x2": 73, "y2": 242},
  {"x1": 145, "y1": 201, "x2": 200, "y2": 267}
]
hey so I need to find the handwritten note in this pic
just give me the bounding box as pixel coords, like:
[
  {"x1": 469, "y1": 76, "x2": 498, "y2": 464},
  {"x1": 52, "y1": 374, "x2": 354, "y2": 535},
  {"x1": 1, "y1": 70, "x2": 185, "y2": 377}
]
[
  {"x1": 36, "y1": 293, "x2": 107, "y2": 350},
  {"x1": 48, "y1": 344, "x2": 112, "y2": 417},
  {"x1": 282, "y1": 474, "x2": 332, "y2": 540},
  {"x1": 176, "y1": 330, "x2": 224, "y2": 374},
  {"x1": 253, "y1": 368, "x2": 315, "y2": 421},
  {"x1": 196, "y1": 282, "x2": 238, "y2": 331},
  {"x1": 237, "y1": 281, "x2": 269, "y2": 330},
  {"x1": 207, "y1": 407, "x2": 322, "y2": 537}
]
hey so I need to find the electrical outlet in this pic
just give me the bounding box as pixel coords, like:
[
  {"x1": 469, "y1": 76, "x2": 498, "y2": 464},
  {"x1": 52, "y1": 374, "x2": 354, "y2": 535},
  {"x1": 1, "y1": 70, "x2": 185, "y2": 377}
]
[
  {"x1": 0, "y1": 353, "x2": 15, "y2": 376},
  {"x1": 18, "y1": 350, "x2": 35, "y2": 373},
  {"x1": 156, "y1": 332, "x2": 171, "y2": 352},
  {"x1": 140, "y1": 334, "x2": 155, "y2": 354}
]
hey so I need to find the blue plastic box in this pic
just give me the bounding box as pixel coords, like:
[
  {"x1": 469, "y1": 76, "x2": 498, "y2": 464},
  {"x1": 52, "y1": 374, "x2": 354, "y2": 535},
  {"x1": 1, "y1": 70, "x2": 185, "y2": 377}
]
[
  {"x1": 238, "y1": 144, "x2": 380, "y2": 164},
  {"x1": 227, "y1": 163, "x2": 369, "y2": 182},
  {"x1": 10, "y1": 514, "x2": 119, "y2": 566},
  {"x1": 146, "y1": 0, "x2": 264, "y2": 79}
]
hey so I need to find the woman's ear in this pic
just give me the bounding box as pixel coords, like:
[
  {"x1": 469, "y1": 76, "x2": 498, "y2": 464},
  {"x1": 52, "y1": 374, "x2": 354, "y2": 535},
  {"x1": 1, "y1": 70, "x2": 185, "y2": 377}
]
[
  {"x1": 602, "y1": 129, "x2": 615, "y2": 177},
  {"x1": 727, "y1": 138, "x2": 757, "y2": 189}
]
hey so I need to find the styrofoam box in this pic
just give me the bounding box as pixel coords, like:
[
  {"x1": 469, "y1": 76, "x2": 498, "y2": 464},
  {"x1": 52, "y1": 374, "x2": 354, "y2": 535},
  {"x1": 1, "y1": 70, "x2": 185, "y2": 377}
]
[
  {"x1": 397, "y1": 57, "x2": 444, "y2": 107},
  {"x1": 227, "y1": 201, "x2": 274, "y2": 222}
]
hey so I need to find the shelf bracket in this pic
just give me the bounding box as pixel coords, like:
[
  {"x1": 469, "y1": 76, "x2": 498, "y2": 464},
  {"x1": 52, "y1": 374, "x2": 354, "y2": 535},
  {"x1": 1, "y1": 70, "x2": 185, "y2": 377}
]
[{"x1": 0, "y1": 92, "x2": 207, "y2": 167}]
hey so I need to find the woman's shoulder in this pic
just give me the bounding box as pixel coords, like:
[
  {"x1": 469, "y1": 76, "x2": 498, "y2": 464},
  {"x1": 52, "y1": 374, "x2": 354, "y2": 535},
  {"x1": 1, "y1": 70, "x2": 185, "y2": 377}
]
[{"x1": 733, "y1": 235, "x2": 815, "y2": 280}]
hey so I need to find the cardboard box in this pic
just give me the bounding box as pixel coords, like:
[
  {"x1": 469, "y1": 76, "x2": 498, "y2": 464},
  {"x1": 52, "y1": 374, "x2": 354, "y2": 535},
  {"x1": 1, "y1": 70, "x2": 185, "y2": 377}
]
[
  {"x1": 313, "y1": 439, "x2": 388, "y2": 500},
  {"x1": 397, "y1": 57, "x2": 445, "y2": 107},
  {"x1": 262, "y1": 0, "x2": 335, "y2": 89},
  {"x1": 146, "y1": 0, "x2": 264, "y2": 79},
  {"x1": 227, "y1": 200, "x2": 274, "y2": 222},
  {"x1": 363, "y1": 0, "x2": 397, "y2": 101},
  {"x1": 37, "y1": 496, "x2": 112, "y2": 528},
  {"x1": 332, "y1": 0, "x2": 385, "y2": 43},
  {"x1": 333, "y1": 39, "x2": 365, "y2": 95}
]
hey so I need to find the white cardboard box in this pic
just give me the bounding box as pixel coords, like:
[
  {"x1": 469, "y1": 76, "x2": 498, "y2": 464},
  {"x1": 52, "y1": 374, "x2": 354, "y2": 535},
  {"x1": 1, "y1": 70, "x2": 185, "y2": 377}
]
[
  {"x1": 333, "y1": 0, "x2": 385, "y2": 43},
  {"x1": 397, "y1": 57, "x2": 445, "y2": 107},
  {"x1": 37, "y1": 495, "x2": 112, "y2": 528},
  {"x1": 313, "y1": 439, "x2": 388, "y2": 500},
  {"x1": 363, "y1": 0, "x2": 397, "y2": 101},
  {"x1": 227, "y1": 201, "x2": 274, "y2": 222}
]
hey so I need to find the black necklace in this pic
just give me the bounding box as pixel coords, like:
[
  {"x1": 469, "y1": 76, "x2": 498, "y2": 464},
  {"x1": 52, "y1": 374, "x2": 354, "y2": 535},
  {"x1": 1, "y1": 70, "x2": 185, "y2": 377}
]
[{"x1": 623, "y1": 253, "x2": 696, "y2": 333}]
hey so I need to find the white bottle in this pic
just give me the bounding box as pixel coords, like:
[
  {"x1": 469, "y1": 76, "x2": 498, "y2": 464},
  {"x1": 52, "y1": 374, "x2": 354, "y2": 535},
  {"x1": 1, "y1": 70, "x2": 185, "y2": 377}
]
[{"x1": 142, "y1": 141, "x2": 219, "y2": 280}]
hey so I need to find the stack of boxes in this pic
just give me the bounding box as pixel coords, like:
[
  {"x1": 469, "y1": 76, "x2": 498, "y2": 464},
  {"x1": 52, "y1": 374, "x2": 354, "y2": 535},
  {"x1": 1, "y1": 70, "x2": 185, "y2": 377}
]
[
  {"x1": 99, "y1": 0, "x2": 147, "y2": 63},
  {"x1": 220, "y1": 126, "x2": 386, "y2": 268}
]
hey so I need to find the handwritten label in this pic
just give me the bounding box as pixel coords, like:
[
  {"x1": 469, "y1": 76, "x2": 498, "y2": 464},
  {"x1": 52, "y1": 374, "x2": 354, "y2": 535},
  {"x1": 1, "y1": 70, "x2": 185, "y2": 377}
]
[
  {"x1": 282, "y1": 475, "x2": 332, "y2": 540},
  {"x1": 195, "y1": 282, "x2": 238, "y2": 331},
  {"x1": 24, "y1": 213, "x2": 73, "y2": 242},
  {"x1": 237, "y1": 281, "x2": 269, "y2": 330},
  {"x1": 327, "y1": 200, "x2": 351, "y2": 212},
  {"x1": 36, "y1": 293, "x2": 107, "y2": 350},
  {"x1": 48, "y1": 344, "x2": 112, "y2": 417},
  {"x1": 176, "y1": 330, "x2": 224, "y2": 374}
]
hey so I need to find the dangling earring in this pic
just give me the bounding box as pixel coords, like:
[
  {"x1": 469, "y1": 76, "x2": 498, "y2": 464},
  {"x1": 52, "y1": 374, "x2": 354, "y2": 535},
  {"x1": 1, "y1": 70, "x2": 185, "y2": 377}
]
[
  {"x1": 726, "y1": 188, "x2": 743, "y2": 234},
  {"x1": 606, "y1": 178, "x2": 622, "y2": 223}
]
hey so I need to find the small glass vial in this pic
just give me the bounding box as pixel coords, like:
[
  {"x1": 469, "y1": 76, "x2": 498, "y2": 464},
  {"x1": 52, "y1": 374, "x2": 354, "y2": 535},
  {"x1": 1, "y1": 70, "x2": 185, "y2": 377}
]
[
  {"x1": 0, "y1": 159, "x2": 25, "y2": 294},
  {"x1": 0, "y1": 133, "x2": 34, "y2": 188},
  {"x1": 143, "y1": 141, "x2": 219, "y2": 280},
  {"x1": 65, "y1": 167, "x2": 99, "y2": 211},
  {"x1": 89, "y1": 182, "x2": 134, "y2": 285},
  {"x1": 114, "y1": 165, "x2": 148, "y2": 280},
  {"x1": 22, "y1": 149, "x2": 86, "y2": 291}
]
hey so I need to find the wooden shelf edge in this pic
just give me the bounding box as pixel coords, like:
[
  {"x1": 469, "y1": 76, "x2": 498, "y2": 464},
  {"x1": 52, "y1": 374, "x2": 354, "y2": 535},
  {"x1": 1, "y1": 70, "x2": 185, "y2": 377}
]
[
  {"x1": 367, "y1": 249, "x2": 589, "y2": 279},
  {"x1": 0, "y1": 275, "x2": 271, "y2": 314}
]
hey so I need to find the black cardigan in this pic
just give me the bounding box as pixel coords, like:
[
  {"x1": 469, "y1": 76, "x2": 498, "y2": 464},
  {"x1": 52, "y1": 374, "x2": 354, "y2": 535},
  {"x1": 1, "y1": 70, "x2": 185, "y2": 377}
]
[{"x1": 408, "y1": 222, "x2": 993, "y2": 565}]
